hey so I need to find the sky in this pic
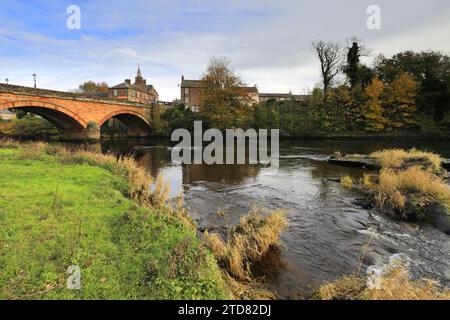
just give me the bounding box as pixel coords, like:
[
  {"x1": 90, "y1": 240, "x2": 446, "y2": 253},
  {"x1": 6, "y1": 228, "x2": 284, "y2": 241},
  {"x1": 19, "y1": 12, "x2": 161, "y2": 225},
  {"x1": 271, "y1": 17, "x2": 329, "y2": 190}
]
[{"x1": 0, "y1": 0, "x2": 449, "y2": 101}]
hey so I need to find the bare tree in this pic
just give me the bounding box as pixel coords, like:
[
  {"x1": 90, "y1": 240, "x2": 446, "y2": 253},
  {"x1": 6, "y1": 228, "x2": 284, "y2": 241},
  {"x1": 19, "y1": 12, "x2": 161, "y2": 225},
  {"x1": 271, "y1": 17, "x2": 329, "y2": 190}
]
[
  {"x1": 312, "y1": 41, "x2": 342, "y2": 95},
  {"x1": 202, "y1": 56, "x2": 243, "y2": 88}
]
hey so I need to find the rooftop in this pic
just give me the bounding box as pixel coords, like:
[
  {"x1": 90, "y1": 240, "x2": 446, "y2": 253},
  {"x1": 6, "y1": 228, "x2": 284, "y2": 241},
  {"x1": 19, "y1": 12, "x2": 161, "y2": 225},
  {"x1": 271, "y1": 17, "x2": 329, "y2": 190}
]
[
  {"x1": 181, "y1": 79, "x2": 208, "y2": 88},
  {"x1": 259, "y1": 93, "x2": 308, "y2": 99}
]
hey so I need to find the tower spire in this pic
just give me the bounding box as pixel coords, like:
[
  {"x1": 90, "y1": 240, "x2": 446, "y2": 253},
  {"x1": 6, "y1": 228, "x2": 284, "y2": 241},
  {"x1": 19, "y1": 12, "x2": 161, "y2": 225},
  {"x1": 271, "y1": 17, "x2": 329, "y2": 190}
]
[{"x1": 137, "y1": 64, "x2": 142, "y2": 78}]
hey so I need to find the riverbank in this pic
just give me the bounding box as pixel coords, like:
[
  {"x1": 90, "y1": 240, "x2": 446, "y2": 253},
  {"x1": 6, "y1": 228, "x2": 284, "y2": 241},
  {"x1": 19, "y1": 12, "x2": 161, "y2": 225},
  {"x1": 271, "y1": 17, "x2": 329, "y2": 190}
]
[{"x1": 0, "y1": 140, "x2": 227, "y2": 299}]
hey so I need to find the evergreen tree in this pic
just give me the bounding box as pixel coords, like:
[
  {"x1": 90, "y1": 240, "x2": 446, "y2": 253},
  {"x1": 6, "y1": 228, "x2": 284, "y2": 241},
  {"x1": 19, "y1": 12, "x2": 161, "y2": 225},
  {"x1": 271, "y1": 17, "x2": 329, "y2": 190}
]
[{"x1": 344, "y1": 42, "x2": 360, "y2": 88}]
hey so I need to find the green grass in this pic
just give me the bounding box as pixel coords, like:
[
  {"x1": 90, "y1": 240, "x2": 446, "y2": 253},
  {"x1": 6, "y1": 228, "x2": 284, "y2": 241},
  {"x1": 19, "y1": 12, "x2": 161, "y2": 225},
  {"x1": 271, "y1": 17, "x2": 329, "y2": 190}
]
[{"x1": 0, "y1": 147, "x2": 226, "y2": 300}]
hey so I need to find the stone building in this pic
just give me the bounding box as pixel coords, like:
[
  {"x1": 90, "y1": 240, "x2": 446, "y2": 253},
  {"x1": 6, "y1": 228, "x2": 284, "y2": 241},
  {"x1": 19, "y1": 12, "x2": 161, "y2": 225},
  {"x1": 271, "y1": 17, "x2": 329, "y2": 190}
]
[
  {"x1": 109, "y1": 66, "x2": 159, "y2": 104},
  {"x1": 180, "y1": 76, "x2": 259, "y2": 112},
  {"x1": 180, "y1": 76, "x2": 206, "y2": 112}
]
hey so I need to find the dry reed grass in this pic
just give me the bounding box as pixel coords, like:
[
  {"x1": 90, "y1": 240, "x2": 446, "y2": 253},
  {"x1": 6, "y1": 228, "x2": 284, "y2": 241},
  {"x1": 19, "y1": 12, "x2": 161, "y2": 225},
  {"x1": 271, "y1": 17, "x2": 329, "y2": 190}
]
[
  {"x1": 204, "y1": 210, "x2": 287, "y2": 281},
  {"x1": 375, "y1": 166, "x2": 450, "y2": 215},
  {"x1": 222, "y1": 273, "x2": 277, "y2": 300},
  {"x1": 371, "y1": 148, "x2": 443, "y2": 174},
  {"x1": 340, "y1": 176, "x2": 354, "y2": 189},
  {"x1": 317, "y1": 265, "x2": 450, "y2": 300}
]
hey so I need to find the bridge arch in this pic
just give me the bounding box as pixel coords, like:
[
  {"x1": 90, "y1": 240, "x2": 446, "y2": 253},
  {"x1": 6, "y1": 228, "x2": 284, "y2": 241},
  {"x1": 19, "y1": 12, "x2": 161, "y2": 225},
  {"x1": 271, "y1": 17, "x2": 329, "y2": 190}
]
[
  {"x1": 0, "y1": 100, "x2": 88, "y2": 130},
  {"x1": 98, "y1": 110, "x2": 152, "y2": 137}
]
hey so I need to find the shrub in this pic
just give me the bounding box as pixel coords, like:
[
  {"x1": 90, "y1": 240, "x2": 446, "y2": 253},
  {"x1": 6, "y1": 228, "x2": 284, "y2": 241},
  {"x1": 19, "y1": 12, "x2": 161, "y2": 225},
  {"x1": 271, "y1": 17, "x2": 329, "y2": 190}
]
[{"x1": 86, "y1": 121, "x2": 100, "y2": 131}]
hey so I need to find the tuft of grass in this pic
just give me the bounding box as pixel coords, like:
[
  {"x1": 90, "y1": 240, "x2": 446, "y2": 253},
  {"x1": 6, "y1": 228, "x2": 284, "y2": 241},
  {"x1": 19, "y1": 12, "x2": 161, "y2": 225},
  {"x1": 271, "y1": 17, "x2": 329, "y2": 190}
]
[
  {"x1": 340, "y1": 176, "x2": 354, "y2": 189},
  {"x1": 222, "y1": 273, "x2": 277, "y2": 300},
  {"x1": 316, "y1": 275, "x2": 366, "y2": 300},
  {"x1": 375, "y1": 166, "x2": 450, "y2": 216},
  {"x1": 371, "y1": 148, "x2": 443, "y2": 174},
  {"x1": 204, "y1": 210, "x2": 287, "y2": 281},
  {"x1": 360, "y1": 173, "x2": 375, "y2": 189},
  {"x1": 316, "y1": 265, "x2": 450, "y2": 300}
]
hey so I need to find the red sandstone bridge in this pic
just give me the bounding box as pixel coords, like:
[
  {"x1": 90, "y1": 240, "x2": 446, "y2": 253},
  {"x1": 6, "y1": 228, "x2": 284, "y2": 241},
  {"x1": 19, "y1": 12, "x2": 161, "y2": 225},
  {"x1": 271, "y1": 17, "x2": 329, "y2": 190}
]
[{"x1": 0, "y1": 84, "x2": 154, "y2": 140}]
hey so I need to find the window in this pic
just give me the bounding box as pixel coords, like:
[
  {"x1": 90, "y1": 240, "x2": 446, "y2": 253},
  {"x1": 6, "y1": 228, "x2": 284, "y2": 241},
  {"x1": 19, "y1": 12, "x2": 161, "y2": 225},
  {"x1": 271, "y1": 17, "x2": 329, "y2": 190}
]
[
  {"x1": 185, "y1": 88, "x2": 189, "y2": 95},
  {"x1": 113, "y1": 89, "x2": 118, "y2": 97}
]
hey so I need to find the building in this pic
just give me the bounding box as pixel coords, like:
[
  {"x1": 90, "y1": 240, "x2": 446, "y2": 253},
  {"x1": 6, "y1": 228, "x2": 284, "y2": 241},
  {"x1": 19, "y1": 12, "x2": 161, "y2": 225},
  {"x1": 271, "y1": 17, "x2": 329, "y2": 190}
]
[
  {"x1": 109, "y1": 66, "x2": 159, "y2": 104},
  {"x1": 258, "y1": 93, "x2": 308, "y2": 102},
  {"x1": 180, "y1": 76, "x2": 259, "y2": 112},
  {"x1": 0, "y1": 109, "x2": 16, "y2": 121},
  {"x1": 180, "y1": 77, "x2": 207, "y2": 112},
  {"x1": 242, "y1": 86, "x2": 260, "y2": 104}
]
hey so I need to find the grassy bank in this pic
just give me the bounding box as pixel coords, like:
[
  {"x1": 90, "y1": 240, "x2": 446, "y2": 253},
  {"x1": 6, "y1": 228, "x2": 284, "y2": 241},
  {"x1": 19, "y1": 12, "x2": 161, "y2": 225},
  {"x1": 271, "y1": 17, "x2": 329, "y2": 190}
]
[{"x1": 0, "y1": 140, "x2": 226, "y2": 299}]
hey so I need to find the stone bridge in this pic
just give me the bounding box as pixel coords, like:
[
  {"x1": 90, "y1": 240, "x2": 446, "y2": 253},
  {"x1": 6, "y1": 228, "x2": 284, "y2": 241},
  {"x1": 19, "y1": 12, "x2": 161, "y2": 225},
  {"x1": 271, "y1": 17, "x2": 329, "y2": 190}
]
[{"x1": 0, "y1": 84, "x2": 154, "y2": 140}]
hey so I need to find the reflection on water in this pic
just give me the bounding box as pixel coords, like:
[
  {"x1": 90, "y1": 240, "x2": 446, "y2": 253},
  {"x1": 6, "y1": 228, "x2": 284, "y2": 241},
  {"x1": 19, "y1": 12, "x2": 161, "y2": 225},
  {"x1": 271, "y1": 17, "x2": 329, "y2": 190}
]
[{"x1": 97, "y1": 138, "x2": 450, "y2": 298}]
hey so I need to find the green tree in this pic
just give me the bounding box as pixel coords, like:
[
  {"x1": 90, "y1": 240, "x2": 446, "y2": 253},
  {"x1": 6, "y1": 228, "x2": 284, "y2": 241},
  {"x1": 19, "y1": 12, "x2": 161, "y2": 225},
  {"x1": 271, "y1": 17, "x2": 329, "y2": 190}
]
[
  {"x1": 325, "y1": 85, "x2": 355, "y2": 132},
  {"x1": 344, "y1": 42, "x2": 360, "y2": 88},
  {"x1": 343, "y1": 41, "x2": 374, "y2": 88}
]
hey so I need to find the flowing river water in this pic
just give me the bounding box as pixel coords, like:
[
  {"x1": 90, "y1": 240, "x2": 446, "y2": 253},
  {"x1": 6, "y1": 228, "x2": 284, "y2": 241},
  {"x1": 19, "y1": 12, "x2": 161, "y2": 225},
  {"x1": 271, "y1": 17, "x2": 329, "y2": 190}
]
[{"x1": 95, "y1": 138, "x2": 450, "y2": 298}]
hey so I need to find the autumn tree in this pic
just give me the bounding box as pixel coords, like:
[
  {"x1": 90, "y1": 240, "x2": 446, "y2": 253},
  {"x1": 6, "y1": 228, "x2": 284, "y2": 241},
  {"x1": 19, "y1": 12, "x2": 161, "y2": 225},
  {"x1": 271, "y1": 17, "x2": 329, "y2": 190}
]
[
  {"x1": 384, "y1": 73, "x2": 418, "y2": 129},
  {"x1": 77, "y1": 81, "x2": 109, "y2": 93},
  {"x1": 312, "y1": 41, "x2": 342, "y2": 96},
  {"x1": 363, "y1": 76, "x2": 387, "y2": 132},
  {"x1": 375, "y1": 51, "x2": 450, "y2": 121},
  {"x1": 200, "y1": 57, "x2": 255, "y2": 129}
]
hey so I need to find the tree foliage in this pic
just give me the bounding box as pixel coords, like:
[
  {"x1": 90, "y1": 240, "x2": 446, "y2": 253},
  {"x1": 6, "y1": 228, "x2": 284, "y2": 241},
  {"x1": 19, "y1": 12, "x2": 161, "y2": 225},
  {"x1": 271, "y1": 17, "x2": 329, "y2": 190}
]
[
  {"x1": 375, "y1": 51, "x2": 450, "y2": 121},
  {"x1": 363, "y1": 76, "x2": 387, "y2": 132},
  {"x1": 77, "y1": 81, "x2": 109, "y2": 93},
  {"x1": 200, "y1": 57, "x2": 255, "y2": 129}
]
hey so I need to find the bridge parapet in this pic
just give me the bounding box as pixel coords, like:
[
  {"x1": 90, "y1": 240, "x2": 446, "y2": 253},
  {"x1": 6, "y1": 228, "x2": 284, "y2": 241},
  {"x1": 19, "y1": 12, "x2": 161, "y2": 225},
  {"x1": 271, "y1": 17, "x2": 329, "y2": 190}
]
[{"x1": 0, "y1": 84, "x2": 152, "y2": 109}]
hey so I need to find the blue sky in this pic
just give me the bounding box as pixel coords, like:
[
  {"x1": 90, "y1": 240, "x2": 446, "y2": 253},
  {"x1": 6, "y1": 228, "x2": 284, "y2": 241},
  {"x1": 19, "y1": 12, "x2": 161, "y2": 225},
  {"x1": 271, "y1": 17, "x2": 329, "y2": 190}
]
[{"x1": 1, "y1": 0, "x2": 449, "y2": 100}]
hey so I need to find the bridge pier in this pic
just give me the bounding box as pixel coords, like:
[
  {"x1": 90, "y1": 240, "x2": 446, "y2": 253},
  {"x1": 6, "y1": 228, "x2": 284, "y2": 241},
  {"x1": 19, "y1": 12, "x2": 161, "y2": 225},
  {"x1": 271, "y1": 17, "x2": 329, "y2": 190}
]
[{"x1": 59, "y1": 129, "x2": 100, "y2": 141}]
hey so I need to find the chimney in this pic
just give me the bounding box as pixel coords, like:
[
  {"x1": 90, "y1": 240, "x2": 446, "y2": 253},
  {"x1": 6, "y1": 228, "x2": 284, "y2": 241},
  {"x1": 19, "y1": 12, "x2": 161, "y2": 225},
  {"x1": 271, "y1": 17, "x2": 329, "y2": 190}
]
[{"x1": 125, "y1": 79, "x2": 131, "y2": 85}]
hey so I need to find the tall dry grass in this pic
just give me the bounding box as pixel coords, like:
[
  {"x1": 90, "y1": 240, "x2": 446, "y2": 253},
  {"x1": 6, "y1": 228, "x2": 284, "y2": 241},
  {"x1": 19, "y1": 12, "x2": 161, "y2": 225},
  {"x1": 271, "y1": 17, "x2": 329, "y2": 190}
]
[
  {"x1": 340, "y1": 176, "x2": 354, "y2": 189},
  {"x1": 204, "y1": 210, "x2": 287, "y2": 281},
  {"x1": 317, "y1": 265, "x2": 450, "y2": 300},
  {"x1": 375, "y1": 166, "x2": 450, "y2": 215},
  {"x1": 371, "y1": 148, "x2": 443, "y2": 174}
]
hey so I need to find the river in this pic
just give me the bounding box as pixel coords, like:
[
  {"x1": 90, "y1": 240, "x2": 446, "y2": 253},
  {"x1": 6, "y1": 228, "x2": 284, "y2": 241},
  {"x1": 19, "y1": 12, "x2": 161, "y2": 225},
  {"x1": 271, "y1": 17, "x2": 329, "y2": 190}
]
[{"x1": 96, "y1": 138, "x2": 450, "y2": 298}]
